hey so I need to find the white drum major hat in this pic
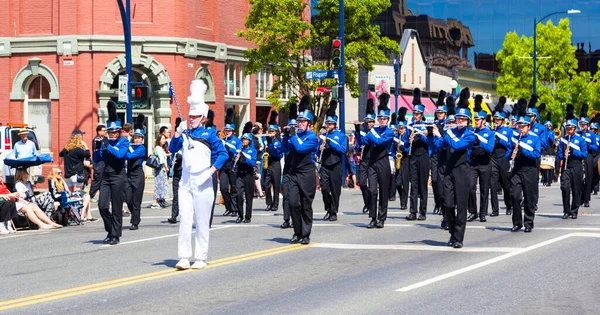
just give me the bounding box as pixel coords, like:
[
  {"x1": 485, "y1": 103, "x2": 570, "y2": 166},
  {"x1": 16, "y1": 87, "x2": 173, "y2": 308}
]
[{"x1": 187, "y1": 80, "x2": 209, "y2": 117}]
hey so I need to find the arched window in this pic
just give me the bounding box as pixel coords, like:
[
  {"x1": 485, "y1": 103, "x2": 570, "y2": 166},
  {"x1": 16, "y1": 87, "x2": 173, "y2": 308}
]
[
  {"x1": 26, "y1": 76, "x2": 51, "y2": 151},
  {"x1": 28, "y1": 76, "x2": 51, "y2": 99}
]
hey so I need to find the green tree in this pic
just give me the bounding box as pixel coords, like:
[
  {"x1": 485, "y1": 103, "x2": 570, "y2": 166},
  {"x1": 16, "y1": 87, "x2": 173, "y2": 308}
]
[
  {"x1": 237, "y1": 0, "x2": 399, "y2": 128},
  {"x1": 496, "y1": 19, "x2": 579, "y2": 124}
]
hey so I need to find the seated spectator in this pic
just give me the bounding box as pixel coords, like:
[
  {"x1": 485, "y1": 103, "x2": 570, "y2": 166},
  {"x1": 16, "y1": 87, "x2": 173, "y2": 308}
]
[
  {"x1": 0, "y1": 199, "x2": 18, "y2": 234},
  {"x1": 47, "y1": 167, "x2": 95, "y2": 222},
  {"x1": 0, "y1": 170, "x2": 61, "y2": 230},
  {"x1": 14, "y1": 168, "x2": 56, "y2": 216}
]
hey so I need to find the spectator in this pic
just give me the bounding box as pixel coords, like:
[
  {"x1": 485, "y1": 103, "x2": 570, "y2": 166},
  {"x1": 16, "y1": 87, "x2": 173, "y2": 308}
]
[
  {"x1": 122, "y1": 123, "x2": 133, "y2": 140},
  {"x1": 59, "y1": 131, "x2": 91, "y2": 192},
  {"x1": 151, "y1": 134, "x2": 170, "y2": 209},
  {"x1": 14, "y1": 168, "x2": 56, "y2": 216},
  {"x1": 0, "y1": 199, "x2": 18, "y2": 234},
  {"x1": 0, "y1": 170, "x2": 61, "y2": 230},
  {"x1": 160, "y1": 126, "x2": 172, "y2": 158},
  {"x1": 47, "y1": 167, "x2": 95, "y2": 222},
  {"x1": 14, "y1": 129, "x2": 37, "y2": 159},
  {"x1": 89, "y1": 124, "x2": 106, "y2": 201}
]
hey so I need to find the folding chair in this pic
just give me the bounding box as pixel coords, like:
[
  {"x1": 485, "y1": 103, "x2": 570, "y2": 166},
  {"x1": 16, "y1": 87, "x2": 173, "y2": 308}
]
[{"x1": 60, "y1": 191, "x2": 83, "y2": 225}]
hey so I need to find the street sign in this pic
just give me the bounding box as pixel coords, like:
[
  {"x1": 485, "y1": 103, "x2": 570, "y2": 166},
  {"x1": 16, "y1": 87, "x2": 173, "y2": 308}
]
[
  {"x1": 118, "y1": 75, "x2": 128, "y2": 103},
  {"x1": 315, "y1": 87, "x2": 332, "y2": 93},
  {"x1": 305, "y1": 70, "x2": 338, "y2": 80}
]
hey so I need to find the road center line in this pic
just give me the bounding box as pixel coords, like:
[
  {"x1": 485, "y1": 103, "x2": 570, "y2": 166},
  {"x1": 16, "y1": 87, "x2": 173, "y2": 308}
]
[
  {"x1": 395, "y1": 232, "x2": 600, "y2": 292},
  {"x1": 0, "y1": 244, "x2": 309, "y2": 311},
  {"x1": 313, "y1": 243, "x2": 517, "y2": 253}
]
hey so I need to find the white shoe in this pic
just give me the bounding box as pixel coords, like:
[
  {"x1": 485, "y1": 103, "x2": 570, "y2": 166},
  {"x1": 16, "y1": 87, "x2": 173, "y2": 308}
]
[
  {"x1": 0, "y1": 222, "x2": 9, "y2": 235},
  {"x1": 191, "y1": 260, "x2": 207, "y2": 270},
  {"x1": 4, "y1": 221, "x2": 15, "y2": 234},
  {"x1": 175, "y1": 259, "x2": 190, "y2": 270},
  {"x1": 150, "y1": 203, "x2": 160, "y2": 209}
]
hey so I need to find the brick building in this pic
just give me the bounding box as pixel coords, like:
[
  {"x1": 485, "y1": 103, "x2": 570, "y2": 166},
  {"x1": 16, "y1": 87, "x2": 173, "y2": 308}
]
[{"x1": 0, "y1": 0, "x2": 308, "y2": 161}]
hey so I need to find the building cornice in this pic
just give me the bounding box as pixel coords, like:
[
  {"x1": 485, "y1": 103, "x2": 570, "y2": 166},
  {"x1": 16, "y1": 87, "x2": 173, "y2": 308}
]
[{"x1": 0, "y1": 35, "x2": 250, "y2": 61}]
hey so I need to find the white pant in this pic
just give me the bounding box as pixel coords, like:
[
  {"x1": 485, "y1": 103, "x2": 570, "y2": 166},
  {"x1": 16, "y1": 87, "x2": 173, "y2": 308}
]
[{"x1": 177, "y1": 172, "x2": 214, "y2": 260}]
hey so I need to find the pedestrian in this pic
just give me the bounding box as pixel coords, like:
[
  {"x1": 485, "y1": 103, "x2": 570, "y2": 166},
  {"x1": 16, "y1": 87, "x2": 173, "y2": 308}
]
[
  {"x1": 467, "y1": 95, "x2": 495, "y2": 223},
  {"x1": 220, "y1": 110, "x2": 240, "y2": 217},
  {"x1": 264, "y1": 111, "x2": 283, "y2": 212},
  {"x1": 432, "y1": 89, "x2": 475, "y2": 248},
  {"x1": 558, "y1": 104, "x2": 587, "y2": 219},
  {"x1": 98, "y1": 100, "x2": 130, "y2": 245},
  {"x1": 125, "y1": 114, "x2": 147, "y2": 230},
  {"x1": 236, "y1": 122, "x2": 258, "y2": 223},
  {"x1": 489, "y1": 97, "x2": 513, "y2": 217},
  {"x1": 151, "y1": 134, "x2": 170, "y2": 209},
  {"x1": 14, "y1": 129, "x2": 37, "y2": 159},
  {"x1": 363, "y1": 94, "x2": 394, "y2": 228},
  {"x1": 89, "y1": 124, "x2": 107, "y2": 202},
  {"x1": 280, "y1": 102, "x2": 297, "y2": 229},
  {"x1": 59, "y1": 130, "x2": 91, "y2": 192},
  {"x1": 407, "y1": 88, "x2": 431, "y2": 221},
  {"x1": 285, "y1": 95, "x2": 318, "y2": 245},
  {"x1": 355, "y1": 99, "x2": 376, "y2": 214},
  {"x1": 319, "y1": 100, "x2": 346, "y2": 222},
  {"x1": 508, "y1": 98, "x2": 541, "y2": 233},
  {"x1": 171, "y1": 80, "x2": 227, "y2": 270}
]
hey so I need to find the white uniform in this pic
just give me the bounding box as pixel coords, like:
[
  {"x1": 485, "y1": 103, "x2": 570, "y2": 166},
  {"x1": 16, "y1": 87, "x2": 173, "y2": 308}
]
[{"x1": 177, "y1": 135, "x2": 214, "y2": 261}]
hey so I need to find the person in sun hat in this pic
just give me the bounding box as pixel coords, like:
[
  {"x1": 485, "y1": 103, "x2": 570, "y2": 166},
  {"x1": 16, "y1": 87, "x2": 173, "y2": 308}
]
[{"x1": 14, "y1": 129, "x2": 37, "y2": 159}]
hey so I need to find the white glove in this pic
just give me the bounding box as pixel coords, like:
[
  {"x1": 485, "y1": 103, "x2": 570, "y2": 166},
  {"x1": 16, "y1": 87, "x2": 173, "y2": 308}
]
[
  {"x1": 319, "y1": 135, "x2": 327, "y2": 141},
  {"x1": 177, "y1": 120, "x2": 188, "y2": 134},
  {"x1": 197, "y1": 169, "x2": 214, "y2": 185}
]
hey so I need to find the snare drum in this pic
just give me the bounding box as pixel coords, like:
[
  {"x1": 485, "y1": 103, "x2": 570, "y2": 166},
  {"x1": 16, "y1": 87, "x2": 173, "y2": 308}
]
[{"x1": 540, "y1": 155, "x2": 555, "y2": 170}]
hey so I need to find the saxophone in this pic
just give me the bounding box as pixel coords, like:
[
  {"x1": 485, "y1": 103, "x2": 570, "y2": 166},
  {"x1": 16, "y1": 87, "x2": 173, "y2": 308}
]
[
  {"x1": 263, "y1": 151, "x2": 269, "y2": 169},
  {"x1": 395, "y1": 139, "x2": 403, "y2": 170},
  {"x1": 508, "y1": 133, "x2": 522, "y2": 173}
]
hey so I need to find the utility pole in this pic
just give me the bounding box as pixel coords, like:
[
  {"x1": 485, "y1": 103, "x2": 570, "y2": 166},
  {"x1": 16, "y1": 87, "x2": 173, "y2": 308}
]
[{"x1": 338, "y1": 0, "x2": 345, "y2": 133}]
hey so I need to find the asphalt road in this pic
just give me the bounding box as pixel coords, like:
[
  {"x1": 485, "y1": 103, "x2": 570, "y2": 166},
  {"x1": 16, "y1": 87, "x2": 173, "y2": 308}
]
[{"x1": 2, "y1": 183, "x2": 600, "y2": 314}]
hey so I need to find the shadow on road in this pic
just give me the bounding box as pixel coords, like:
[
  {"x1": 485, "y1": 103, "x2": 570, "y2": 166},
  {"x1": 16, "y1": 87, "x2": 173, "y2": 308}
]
[{"x1": 152, "y1": 259, "x2": 178, "y2": 268}]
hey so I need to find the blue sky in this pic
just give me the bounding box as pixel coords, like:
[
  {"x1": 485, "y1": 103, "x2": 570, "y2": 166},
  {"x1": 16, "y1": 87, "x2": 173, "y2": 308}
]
[{"x1": 312, "y1": 0, "x2": 600, "y2": 65}]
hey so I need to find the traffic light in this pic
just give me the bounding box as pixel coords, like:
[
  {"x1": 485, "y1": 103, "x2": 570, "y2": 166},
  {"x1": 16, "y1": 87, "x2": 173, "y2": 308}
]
[
  {"x1": 332, "y1": 38, "x2": 341, "y2": 68},
  {"x1": 132, "y1": 86, "x2": 150, "y2": 103}
]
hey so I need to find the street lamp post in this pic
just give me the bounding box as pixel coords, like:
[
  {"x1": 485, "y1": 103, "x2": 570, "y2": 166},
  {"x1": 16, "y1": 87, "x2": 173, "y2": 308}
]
[
  {"x1": 450, "y1": 80, "x2": 458, "y2": 98},
  {"x1": 393, "y1": 53, "x2": 402, "y2": 112},
  {"x1": 533, "y1": 9, "x2": 580, "y2": 95}
]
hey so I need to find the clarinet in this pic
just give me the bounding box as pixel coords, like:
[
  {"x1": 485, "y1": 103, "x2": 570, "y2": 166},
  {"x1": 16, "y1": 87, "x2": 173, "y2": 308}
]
[
  {"x1": 563, "y1": 135, "x2": 571, "y2": 172},
  {"x1": 508, "y1": 133, "x2": 522, "y2": 173}
]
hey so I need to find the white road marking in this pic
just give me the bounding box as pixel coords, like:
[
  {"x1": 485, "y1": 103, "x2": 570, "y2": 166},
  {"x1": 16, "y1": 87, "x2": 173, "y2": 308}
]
[
  {"x1": 313, "y1": 243, "x2": 517, "y2": 253},
  {"x1": 395, "y1": 232, "x2": 600, "y2": 292},
  {"x1": 0, "y1": 231, "x2": 50, "y2": 240},
  {"x1": 100, "y1": 225, "x2": 235, "y2": 247}
]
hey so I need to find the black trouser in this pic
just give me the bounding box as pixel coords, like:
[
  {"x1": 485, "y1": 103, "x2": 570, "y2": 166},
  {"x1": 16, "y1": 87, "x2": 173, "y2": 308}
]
[
  {"x1": 264, "y1": 159, "x2": 282, "y2": 210},
  {"x1": 236, "y1": 172, "x2": 254, "y2": 220},
  {"x1": 395, "y1": 156, "x2": 409, "y2": 207},
  {"x1": 582, "y1": 154, "x2": 594, "y2": 204},
  {"x1": 368, "y1": 158, "x2": 391, "y2": 222},
  {"x1": 98, "y1": 171, "x2": 126, "y2": 238},
  {"x1": 511, "y1": 167, "x2": 538, "y2": 229},
  {"x1": 289, "y1": 169, "x2": 316, "y2": 239},
  {"x1": 281, "y1": 173, "x2": 291, "y2": 222},
  {"x1": 410, "y1": 154, "x2": 430, "y2": 215},
  {"x1": 541, "y1": 168, "x2": 553, "y2": 185},
  {"x1": 430, "y1": 154, "x2": 443, "y2": 210},
  {"x1": 490, "y1": 157, "x2": 512, "y2": 214},
  {"x1": 468, "y1": 162, "x2": 491, "y2": 217},
  {"x1": 561, "y1": 163, "x2": 583, "y2": 216},
  {"x1": 320, "y1": 162, "x2": 342, "y2": 214},
  {"x1": 170, "y1": 170, "x2": 181, "y2": 219},
  {"x1": 89, "y1": 161, "x2": 105, "y2": 199},
  {"x1": 443, "y1": 164, "x2": 470, "y2": 243},
  {"x1": 126, "y1": 169, "x2": 145, "y2": 225},
  {"x1": 389, "y1": 158, "x2": 397, "y2": 198},
  {"x1": 219, "y1": 167, "x2": 238, "y2": 215},
  {"x1": 358, "y1": 160, "x2": 371, "y2": 209}
]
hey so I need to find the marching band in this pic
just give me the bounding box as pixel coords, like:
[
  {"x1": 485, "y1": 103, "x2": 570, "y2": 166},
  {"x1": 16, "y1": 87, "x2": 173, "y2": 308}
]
[{"x1": 162, "y1": 78, "x2": 600, "y2": 269}]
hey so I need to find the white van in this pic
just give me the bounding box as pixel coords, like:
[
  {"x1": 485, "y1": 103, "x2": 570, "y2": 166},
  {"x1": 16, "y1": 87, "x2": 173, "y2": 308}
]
[{"x1": 0, "y1": 124, "x2": 43, "y2": 187}]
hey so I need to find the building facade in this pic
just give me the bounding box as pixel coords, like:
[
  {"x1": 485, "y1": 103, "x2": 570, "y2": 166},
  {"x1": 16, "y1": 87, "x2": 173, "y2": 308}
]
[{"x1": 0, "y1": 0, "x2": 309, "y2": 159}]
